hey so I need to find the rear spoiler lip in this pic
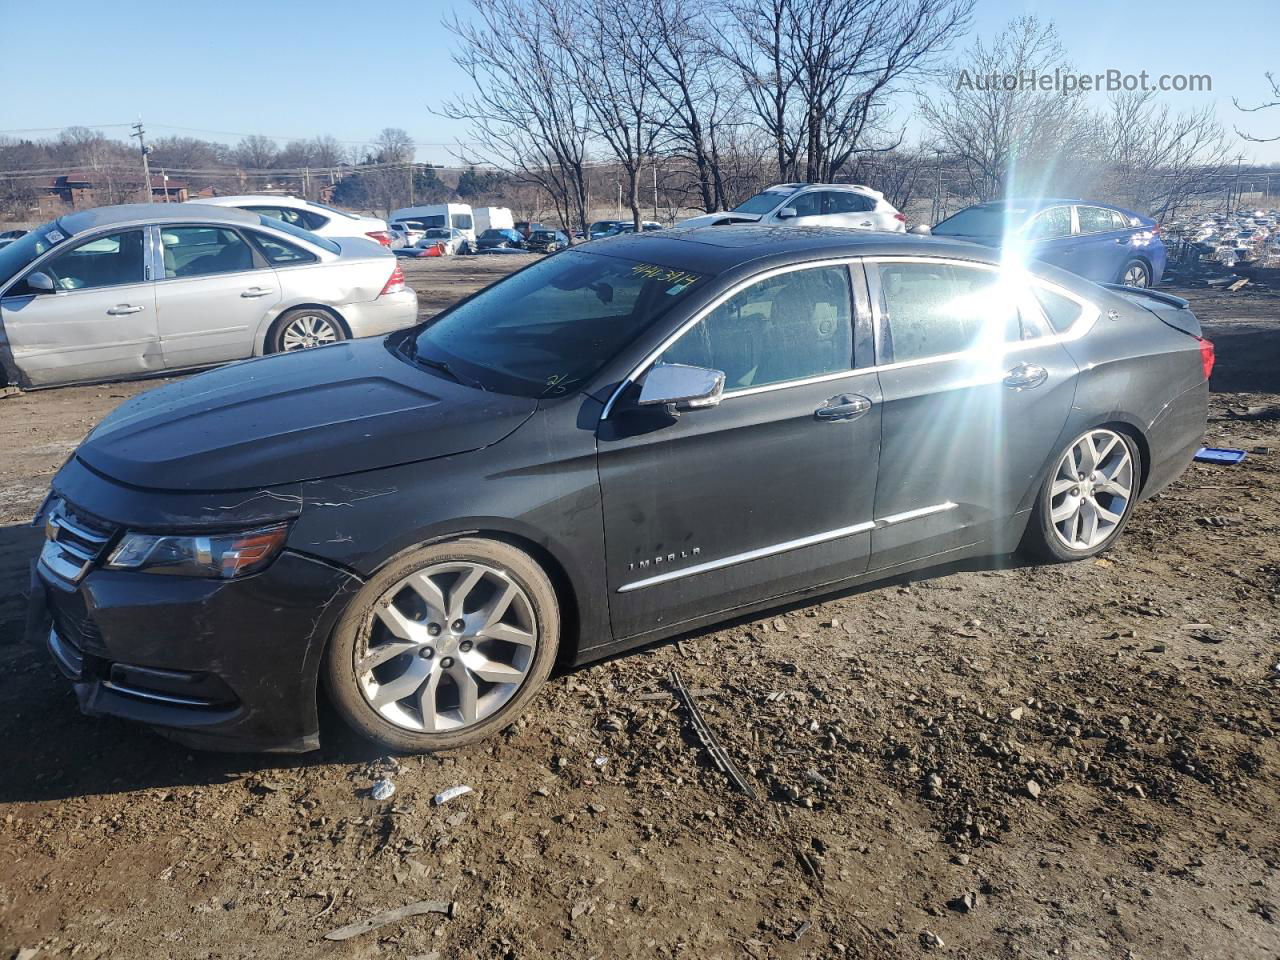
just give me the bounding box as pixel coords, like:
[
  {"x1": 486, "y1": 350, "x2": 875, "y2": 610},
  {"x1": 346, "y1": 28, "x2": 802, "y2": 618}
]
[{"x1": 1099, "y1": 283, "x2": 1189, "y2": 310}]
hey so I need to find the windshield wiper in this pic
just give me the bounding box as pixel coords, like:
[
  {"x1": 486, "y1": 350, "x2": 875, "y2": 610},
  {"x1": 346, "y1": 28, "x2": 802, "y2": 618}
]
[{"x1": 404, "y1": 340, "x2": 487, "y2": 391}]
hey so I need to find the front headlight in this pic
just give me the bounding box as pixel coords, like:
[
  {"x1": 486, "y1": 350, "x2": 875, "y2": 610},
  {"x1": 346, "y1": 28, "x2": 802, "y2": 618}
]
[{"x1": 106, "y1": 523, "x2": 290, "y2": 578}]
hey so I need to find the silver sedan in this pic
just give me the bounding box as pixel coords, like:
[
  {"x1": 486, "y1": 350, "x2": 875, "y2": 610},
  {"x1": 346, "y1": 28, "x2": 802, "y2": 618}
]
[{"x1": 0, "y1": 204, "x2": 418, "y2": 388}]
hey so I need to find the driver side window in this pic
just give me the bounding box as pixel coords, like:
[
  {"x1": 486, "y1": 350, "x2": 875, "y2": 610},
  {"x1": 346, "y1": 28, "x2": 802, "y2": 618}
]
[
  {"x1": 658, "y1": 265, "x2": 853, "y2": 391},
  {"x1": 787, "y1": 192, "x2": 823, "y2": 218},
  {"x1": 37, "y1": 229, "x2": 146, "y2": 291}
]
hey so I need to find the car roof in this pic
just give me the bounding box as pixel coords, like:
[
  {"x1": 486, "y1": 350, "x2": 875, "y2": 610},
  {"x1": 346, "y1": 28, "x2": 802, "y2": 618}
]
[
  {"x1": 60, "y1": 203, "x2": 261, "y2": 235},
  {"x1": 586, "y1": 224, "x2": 1005, "y2": 275},
  {"x1": 196, "y1": 194, "x2": 314, "y2": 207}
]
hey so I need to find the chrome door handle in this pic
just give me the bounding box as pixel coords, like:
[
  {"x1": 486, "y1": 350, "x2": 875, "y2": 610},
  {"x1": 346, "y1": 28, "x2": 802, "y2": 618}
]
[
  {"x1": 106, "y1": 304, "x2": 144, "y2": 315},
  {"x1": 815, "y1": 394, "x2": 872, "y2": 421},
  {"x1": 241, "y1": 287, "x2": 272, "y2": 298},
  {"x1": 859, "y1": 221, "x2": 873, "y2": 227},
  {"x1": 1003, "y1": 363, "x2": 1048, "y2": 389}
]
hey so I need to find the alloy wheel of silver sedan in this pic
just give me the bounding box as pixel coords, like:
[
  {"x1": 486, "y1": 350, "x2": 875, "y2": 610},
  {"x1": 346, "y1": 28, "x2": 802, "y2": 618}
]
[
  {"x1": 1048, "y1": 429, "x2": 1135, "y2": 551},
  {"x1": 280, "y1": 312, "x2": 341, "y2": 351},
  {"x1": 356, "y1": 561, "x2": 538, "y2": 733}
]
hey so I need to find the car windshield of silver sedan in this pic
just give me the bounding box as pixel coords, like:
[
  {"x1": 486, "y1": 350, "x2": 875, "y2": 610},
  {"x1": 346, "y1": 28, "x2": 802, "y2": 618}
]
[{"x1": 407, "y1": 250, "x2": 706, "y2": 398}]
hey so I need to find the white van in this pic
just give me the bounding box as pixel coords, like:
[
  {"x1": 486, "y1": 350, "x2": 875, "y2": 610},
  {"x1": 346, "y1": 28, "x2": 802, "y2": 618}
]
[
  {"x1": 389, "y1": 204, "x2": 475, "y2": 246},
  {"x1": 472, "y1": 206, "x2": 514, "y2": 235}
]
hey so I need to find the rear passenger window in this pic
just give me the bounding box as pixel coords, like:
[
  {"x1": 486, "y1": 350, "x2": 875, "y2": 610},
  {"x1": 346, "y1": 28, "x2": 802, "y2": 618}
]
[
  {"x1": 161, "y1": 227, "x2": 254, "y2": 278},
  {"x1": 877, "y1": 262, "x2": 1028, "y2": 363},
  {"x1": 659, "y1": 265, "x2": 853, "y2": 390},
  {"x1": 1077, "y1": 206, "x2": 1124, "y2": 234},
  {"x1": 1032, "y1": 287, "x2": 1083, "y2": 333},
  {"x1": 249, "y1": 231, "x2": 318, "y2": 265}
]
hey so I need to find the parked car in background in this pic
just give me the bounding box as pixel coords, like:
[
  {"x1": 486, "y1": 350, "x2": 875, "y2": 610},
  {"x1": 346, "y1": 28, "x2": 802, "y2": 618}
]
[
  {"x1": 417, "y1": 227, "x2": 468, "y2": 255},
  {"x1": 28, "y1": 224, "x2": 1210, "y2": 752},
  {"x1": 388, "y1": 220, "x2": 427, "y2": 249},
  {"x1": 930, "y1": 199, "x2": 1166, "y2": 288},
  {"x1": 0, "y1": 229, "x2": 28, "y2": 250},
  {"x1": 514, "y1": 221, "x2": 543, "y2": 239},
  {"x1": 604, "y1": 221, "x2": 664, "y2": 237},
  {"x1": 589, "y1": 220, "x2": 625, "y2": 239},
  {"x1": 191, "y1": 195, "x2": 392, "y2": 247},
  {"x1": 678, "y1": 183, "x2": 907, "y2": 233},
  {"x1": 391, "y1": 204, "x2": 476, "y2": 246},
  {"x1": 0, "y1": 204, "x2": 416, "y2": 388},
  {"x1": 525, "y1": 228, "x2": 569, "y2": 253},
  {"x1": 474, "y1": 228, "x2": 525, "y2": 252}
]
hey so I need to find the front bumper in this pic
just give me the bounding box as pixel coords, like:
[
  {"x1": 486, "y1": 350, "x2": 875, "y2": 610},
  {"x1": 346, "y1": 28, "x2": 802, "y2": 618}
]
[
  {"x1": 28, "y1": 548, "x2": 361, "y2": 752},
  {"x1": 343, "y1": 289, "x2": 419, "y2": 339}
]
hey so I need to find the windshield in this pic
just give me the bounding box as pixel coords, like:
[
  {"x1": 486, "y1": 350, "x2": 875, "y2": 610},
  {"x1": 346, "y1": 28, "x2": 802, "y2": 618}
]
[
  {"x1": 0, "y1": 221, "x2": 64, "y2": 286},
  {"x1": 258, "y1": 215, "x2": 341, "y2": 253},
  {"x1": 933, "y1": 205, "x2": 1029, "y2": 238},
  {"x1": 731, "y1": 190, "x2": 792, "y2": 215},
  {"x1": 590, "y1": 221, "x2": 618, "y2": 234},
  {"x1": 423, "y1": 228, "x2": 452, "y2": 239},
  {"x1": 308, "y1": 201, "x2": 361, "y2": 221},
  {"x1": 410, "y1": 251, "x2": 707, "y2": 397}
]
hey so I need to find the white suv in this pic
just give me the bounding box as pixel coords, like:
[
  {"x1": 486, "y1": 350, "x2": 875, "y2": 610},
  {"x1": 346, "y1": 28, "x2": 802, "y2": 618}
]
[
  {"x1": 190, "y1": 195, "x2": 392, "y2": 247},
  {"x1": 678, "y1": 183, "x2": 906, "y2": 233}
]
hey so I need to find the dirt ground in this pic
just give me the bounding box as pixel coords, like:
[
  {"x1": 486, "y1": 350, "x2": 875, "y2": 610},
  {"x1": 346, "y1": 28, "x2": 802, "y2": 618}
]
[{"x1": 1, "y1": 256, "x2": 1277, "y2": 960}]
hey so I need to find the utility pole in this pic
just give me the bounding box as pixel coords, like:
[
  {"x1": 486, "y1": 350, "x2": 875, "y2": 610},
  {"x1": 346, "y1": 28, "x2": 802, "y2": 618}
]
[{"x1": 131, "y1": 119, "x2": 152, "y2": 204}]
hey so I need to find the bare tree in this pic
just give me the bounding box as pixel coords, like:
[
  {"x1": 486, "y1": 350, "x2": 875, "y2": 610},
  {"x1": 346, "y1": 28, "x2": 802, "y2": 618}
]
[
  {"x1": 1102, "y1": 91, "x2": 1231, "y2": 221},
  {"x1": 1234, "y1": 72, "x2": 1280, "y2": 143},
  {"x1": 234, "y1": 134, "x2": 280, "y2": 170},
  {"x1": 918, "y1": 16, "x2": 1097, "y2": 200},
  {"x1": 439, "y1": 0, "x2": 592, "y2": 237},
  {"x1": 724, "y1": 0, "x2": 972, "y2": 183}
]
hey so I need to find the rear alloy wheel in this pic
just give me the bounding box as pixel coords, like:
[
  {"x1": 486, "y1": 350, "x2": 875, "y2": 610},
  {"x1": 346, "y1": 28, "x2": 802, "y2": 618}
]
[
  {"x1": 324, "y1": 538, "x2": 559, "y2": 751},
  {"x1": 270, "y1": 308, "x2": 346, "y2": 353},
  {"x1": 1025, "y1": 428, "x2": 1142, "y2": 562},
  {"x1": 1121, "y1": 260, "x2": 1150, "y2": 287}
]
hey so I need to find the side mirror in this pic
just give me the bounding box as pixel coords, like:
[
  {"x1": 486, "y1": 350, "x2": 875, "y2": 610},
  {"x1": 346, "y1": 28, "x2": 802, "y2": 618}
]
[
  {"x1": 638, "y1": 363, "x2": 725, "y2": 413},
  {"x1": 25, "y1": 271, "x2": 55, "y2": 293},
  {"x1": 775, "y1": 207, "x2": 798, "y2": 220},
  {"x1": 908, "y1": 224, "x2": 932, "y2": 236}
]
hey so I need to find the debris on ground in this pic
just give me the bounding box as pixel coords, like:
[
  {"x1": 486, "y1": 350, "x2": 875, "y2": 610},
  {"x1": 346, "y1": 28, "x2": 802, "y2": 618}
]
[
  {"x1": 432, "y1": 785, "x2": 473, "y2": 806},
  {"x1": 369, "y1": 779, "x2": 396, "y2": 801},
  {"x1": 670, "y1": 667, "x2": 757, "y2": 800},
  {"x1": 323, "y1": 899, "x2": 456, "y2": 941}
]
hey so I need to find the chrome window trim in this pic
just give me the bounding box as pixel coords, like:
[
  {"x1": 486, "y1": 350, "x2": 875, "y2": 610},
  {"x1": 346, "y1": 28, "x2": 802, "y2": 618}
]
[
  {"x1": 601, "y1": 255, "x2": 1099, "y2": 418},
  {"x1": 617, "y1": 501, "x2": 956, "y2": 593}
]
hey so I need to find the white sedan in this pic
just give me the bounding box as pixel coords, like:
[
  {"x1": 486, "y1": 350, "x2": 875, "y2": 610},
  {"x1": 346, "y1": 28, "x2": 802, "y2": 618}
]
[{"x1": 190, "y1": 195, "x2": 393, "y2": 247}]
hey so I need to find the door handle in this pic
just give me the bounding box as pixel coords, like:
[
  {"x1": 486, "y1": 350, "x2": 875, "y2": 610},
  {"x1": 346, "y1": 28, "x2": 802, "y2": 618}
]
[
  {"x1": 815, "y1": 394, "x2": 872, "y2": 421},
  {"x1": 241, "y1": 287, "x2": 272, "y2": 298},
  {"x1": 1003, "y1": 363, "x2": 1048, "y2": 389},
  {"x1": 859, "y1": 221, "x2": 873, "y2": 227},
  {"x1": 106, "y1": 304, "x2": 144, "y2": 315},
  {"x1": 1115, "y1": 237, "x2": 1130, "y2": 244}
]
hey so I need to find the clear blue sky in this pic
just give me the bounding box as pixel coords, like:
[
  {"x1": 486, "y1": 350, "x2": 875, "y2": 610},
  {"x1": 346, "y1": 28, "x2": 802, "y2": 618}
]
[{"x1": 0, "y1": 0, "x2": 1276, "y2": 164}]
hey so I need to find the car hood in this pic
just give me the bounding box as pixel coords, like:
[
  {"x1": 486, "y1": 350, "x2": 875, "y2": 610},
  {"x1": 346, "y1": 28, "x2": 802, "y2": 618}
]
[
  {"x1": 76, "y1": 338, "x2": 538, "y2": 492},
  {"x1": 677, "y1": 212, "x2": 762, "y2": 227}
]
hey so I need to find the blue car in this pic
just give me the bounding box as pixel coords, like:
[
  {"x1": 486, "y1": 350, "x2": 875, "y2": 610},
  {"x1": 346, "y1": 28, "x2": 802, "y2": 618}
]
[{"x1": 932, "y1": 199, "x2": 1166, "y2": 288}]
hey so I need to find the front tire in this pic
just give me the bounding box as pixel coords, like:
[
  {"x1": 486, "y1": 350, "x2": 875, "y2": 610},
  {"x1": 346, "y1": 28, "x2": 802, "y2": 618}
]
[
  {"x1": 1023, "y1": 428, "x2": 1142, "y2": 562},
  {"x1": 323, "y1": 538, "x2": 560, "y2": 752}
]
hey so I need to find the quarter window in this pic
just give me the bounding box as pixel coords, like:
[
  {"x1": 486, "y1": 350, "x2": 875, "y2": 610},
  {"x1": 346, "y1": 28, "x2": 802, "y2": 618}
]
[
  {"x1": 659, "y1": 265, "x2": 853, "y2": 390},
  {"x1": 161, "y1": 227, "x2": 255, "y2": 278},
  {"x1": 249, "y1": 230, "x2": 318, "y2": 265},
  {"x1": 1033, "y1": 286, "x2": 1083, "y2": 333},
  {"x1": 877, "y1": 261, "x2": 1031, "y2": 363},
  {"x1": 40, "y1": 229, "x2": 146, "y2": 291}
]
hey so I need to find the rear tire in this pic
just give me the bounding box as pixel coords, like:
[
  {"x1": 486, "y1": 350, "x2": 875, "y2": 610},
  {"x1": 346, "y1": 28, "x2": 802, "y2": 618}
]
[
  {"x1": 268, "y1": 307, "x2": 347, "y2": 353},
  {"x1": 1120, "y1": 260, "x2": 1151, "y2": 287},
  {"x1": 1023, "y1": 428, "x2": 1142, "y2": 562},
  {"x1": 323, "y1": 537, "x2": 560, "y2": 752}
]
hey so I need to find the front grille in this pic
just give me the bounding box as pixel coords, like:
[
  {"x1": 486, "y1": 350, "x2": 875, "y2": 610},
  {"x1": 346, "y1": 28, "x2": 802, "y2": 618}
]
[{"x1": 39, "y1": 498, "x2": 117, "y2": 584}]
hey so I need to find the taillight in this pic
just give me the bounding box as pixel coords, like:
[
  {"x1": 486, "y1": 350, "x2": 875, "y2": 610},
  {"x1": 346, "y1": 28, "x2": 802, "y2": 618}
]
[
  {"x1": 1151, "y1": 224, "x2": 1161, "y2": 236},
  {"x1": 1198, "y1": 337, "x2": 1215, "y2": 380},
  {"x1": 894, "y1": 212, "x2": 907, "y2": 222},
  {"x1": 380, "y1": 263, "x2": 406, "y2": 297},
  {"x1": 366, "y1": 231, "x2": 392, "y2": 247}
]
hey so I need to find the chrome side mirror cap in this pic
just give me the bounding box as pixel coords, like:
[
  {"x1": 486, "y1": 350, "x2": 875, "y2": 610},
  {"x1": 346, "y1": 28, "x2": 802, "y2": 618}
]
[
  {"x1": 908, "y1": 224, "x2": 932, "y2": 236},
  {"x1": 25, "y1": 271, "x2": 55, "y2": 293},
  {"x1": 638, "y1": 363, "x2": 725, "y2": 412}
]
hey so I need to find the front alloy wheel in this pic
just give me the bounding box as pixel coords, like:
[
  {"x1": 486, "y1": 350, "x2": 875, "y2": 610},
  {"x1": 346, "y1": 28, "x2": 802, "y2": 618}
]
[
  {"x1": 1025, "y1": 428, "x2": 1142, "y2": 562},
  {"x1": 325, "y1": 538, "x2": 559, "y2": 751}
]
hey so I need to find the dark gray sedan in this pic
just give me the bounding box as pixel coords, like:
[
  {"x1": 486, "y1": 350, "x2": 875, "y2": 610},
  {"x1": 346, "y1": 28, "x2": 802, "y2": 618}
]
[{"x1": 30, "y1": 225, "x2": 1209, "y2": 753}]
